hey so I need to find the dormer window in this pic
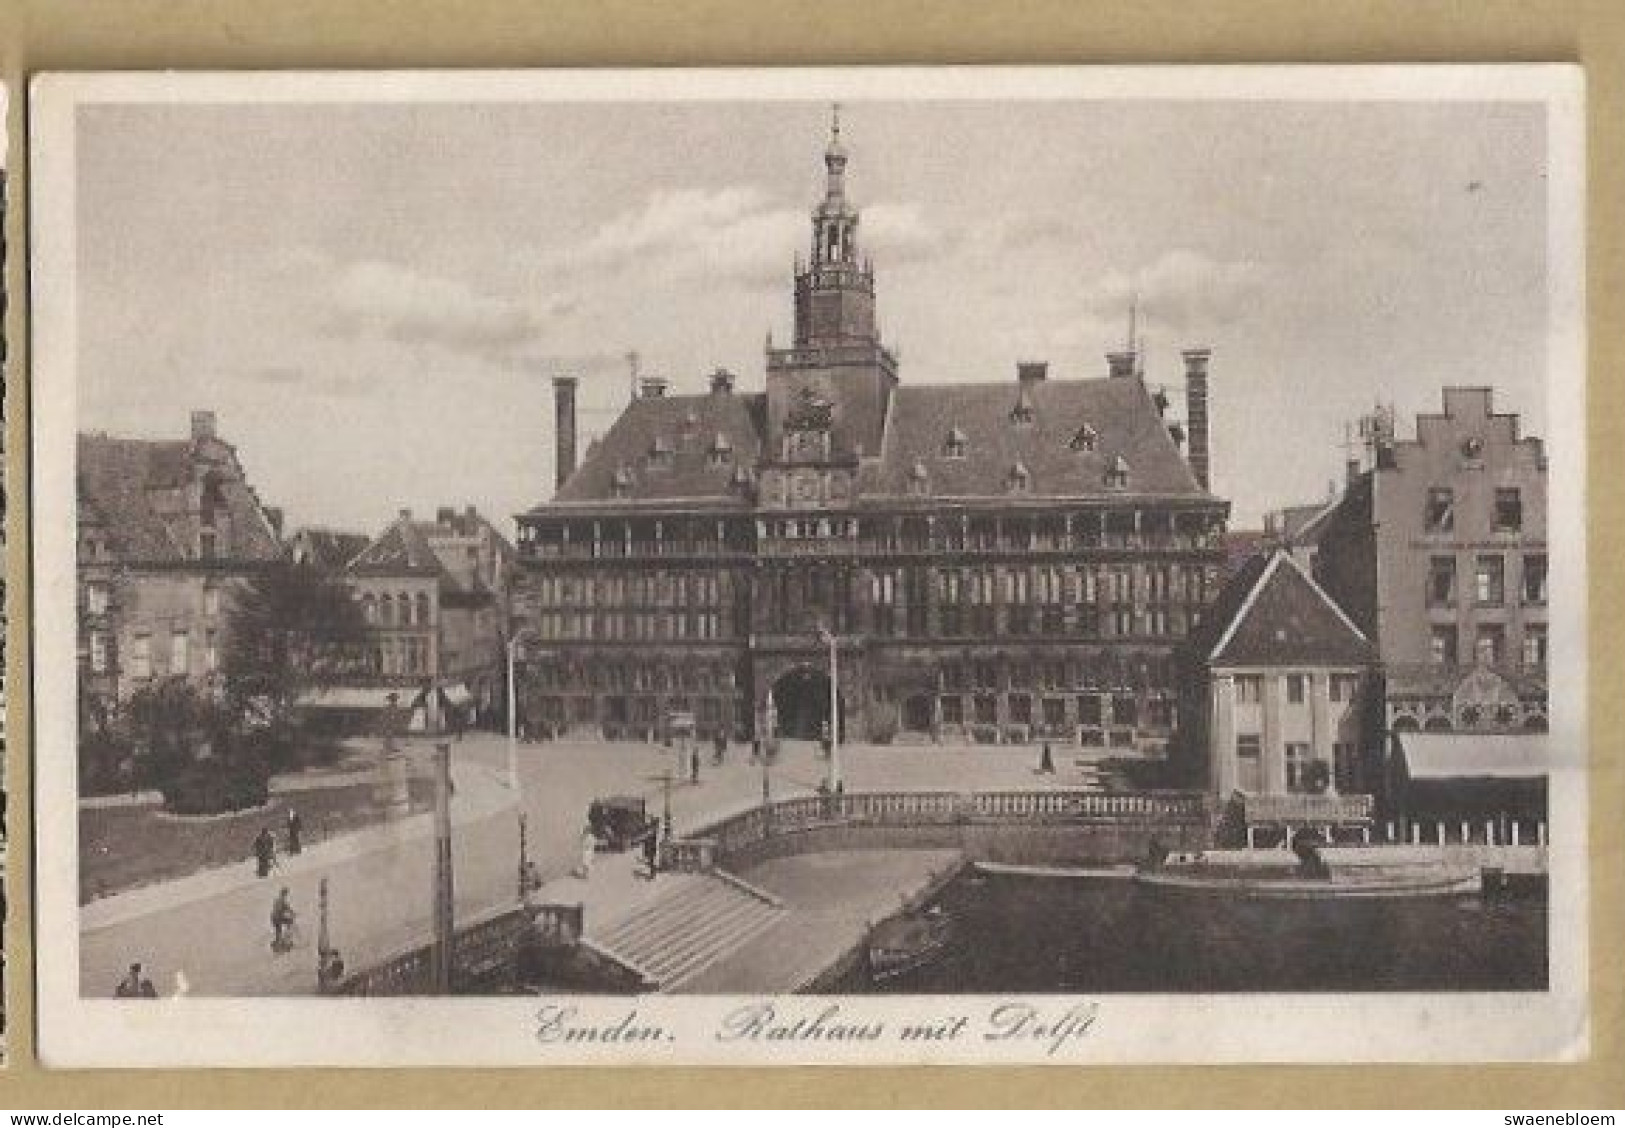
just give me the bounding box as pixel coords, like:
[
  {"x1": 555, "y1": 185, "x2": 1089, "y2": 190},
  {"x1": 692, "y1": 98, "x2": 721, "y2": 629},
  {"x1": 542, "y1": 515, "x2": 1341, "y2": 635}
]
[
  {"x1": 611, "y1": 467, "x2": 635, "y2": 498},
  {"x1": 730, "y1": 464, "x2": 755, "y2": 492},
  {"x1": 908, "y1": 460, "x2": 930, "y2": 496},
  {"x1": 1105, "y1": 455, "x2": 1130, "y2": 490},
  {"x1": 1008, "y1": 461, "x2": 1032, "y2": 494},
  {"x1": 1010, "y1": 393, "x2": 1036, "y2": 427},
  {"x1": 648, "y1": 435, "x2": 674, "y2": 469},
  {"x1": 942, "y1": 426, "x2": 968, "y2": 459},
  {"x1": 709, "y1": 432, "x2": 733, "y2": 467},
  {"x1": 1070, "y1": 423, "x2": 1098, "y2": 452}
]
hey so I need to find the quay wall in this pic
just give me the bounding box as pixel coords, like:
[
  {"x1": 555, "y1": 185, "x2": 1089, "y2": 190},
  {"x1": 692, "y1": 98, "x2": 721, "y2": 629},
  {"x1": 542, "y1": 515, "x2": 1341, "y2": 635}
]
[{"x1": 719, "y1": 820, "x2": 1208, "y2": 872}]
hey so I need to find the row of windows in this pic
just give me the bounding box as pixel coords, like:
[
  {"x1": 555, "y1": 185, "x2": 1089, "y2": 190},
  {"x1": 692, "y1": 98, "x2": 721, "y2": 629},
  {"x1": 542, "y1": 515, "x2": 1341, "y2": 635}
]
[
  {"x1": 936, "y1": 692, "x2": 1175, "y2": 730},
  {"x1": 360, "y1": 591, "x2": 435, "y2": 627},
  {"x1": 522, "y1": 511, "x2": 1224, "y2": 557},
  {"x1": 1423, "y1": 486, "x2": 1530, "y2": 534},
  {"x1": 533, "y1": 611, "x2": 728, "y2": 642},
  {"x1": 1426, "y1": 552, "x2": 1547, "y2": 607},
  {"x1": 524, "y1": 662, "x2": 738, "y2": 693},
  {"x1": 82, "y1": 584, "x2": 222, "y2": 620},
  {"x1": 1234, "y1": 736, "x2": 1361, "y2": 794},
  {"x1": 530, "y1": 572, "x2": 727, "y2": 608},
  {"x1": 92, "y1": 628, "x2": 218, "y2": 679},
  {"x1": 1232, "y1": 673, "x2": 1362, "y2": 705},
  {"x1": 374, "y1": 636, "x2": 431, "y2": 677},
  {"x1": 1429, "y1": 623, "x2": 1547, "y2": 667}
]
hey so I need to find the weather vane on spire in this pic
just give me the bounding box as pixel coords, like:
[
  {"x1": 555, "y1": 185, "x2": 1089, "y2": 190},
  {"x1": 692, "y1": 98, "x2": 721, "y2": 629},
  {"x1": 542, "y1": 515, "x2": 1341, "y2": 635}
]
[{"x1": 831, "y1": 102, "x2": 842, "y2": 142}]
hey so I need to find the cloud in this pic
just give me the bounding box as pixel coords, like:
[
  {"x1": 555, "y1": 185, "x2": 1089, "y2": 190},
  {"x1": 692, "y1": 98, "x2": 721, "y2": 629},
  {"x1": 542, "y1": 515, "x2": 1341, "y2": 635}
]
[
  {"x1": 556, "y1": 187, "x2": 955, "y2": 291},
  {"x1": 319, "y1": 259, "x2": 570, "y2": 354},
  {"x1": 1079, "y1": 249, "x2": 1271, "y2": 333}
]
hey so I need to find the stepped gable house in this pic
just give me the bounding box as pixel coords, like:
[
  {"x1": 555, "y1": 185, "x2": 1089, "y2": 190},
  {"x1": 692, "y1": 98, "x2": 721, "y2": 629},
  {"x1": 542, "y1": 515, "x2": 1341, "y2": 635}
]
[
  {"x1": 514, "y1": 115, "x2": 1230, "y2": 749},
  {"x1": 78, "y1": 411, "x2": 286, "y2": 713},
  {"x1": 1310, "y1": 388, "x2": 1549, "y2": 737}
]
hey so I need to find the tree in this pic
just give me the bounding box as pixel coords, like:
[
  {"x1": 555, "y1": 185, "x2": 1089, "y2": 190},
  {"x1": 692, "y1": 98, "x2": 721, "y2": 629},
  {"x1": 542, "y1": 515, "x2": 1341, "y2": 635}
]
[
  {"x1": 222, "y1": 560, "x2": 370, "y2": 768},
  {"x1": 124, "y1": 676, "x2": 267, "y2": 814}
]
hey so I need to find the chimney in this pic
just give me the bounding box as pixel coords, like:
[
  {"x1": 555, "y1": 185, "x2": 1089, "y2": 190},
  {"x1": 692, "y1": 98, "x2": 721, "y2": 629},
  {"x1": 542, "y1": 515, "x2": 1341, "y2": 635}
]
[
  {"x1": 640, "y1": 376, "x2": 669, "y2": 399},
  {"x1": 399, "y1": 507, "x2": 413, "y2": 521},
  {"x1": 553, "y1": 376, "x2": 578, "y2": 493},
  {"x1": 1182, "y1": 348, "x2": 1212, "y2": 490},
  {"x1": 1017, "y1": 361, "x2": 1048, "y2": 385},
  {"x1": 1106, "y1": 351, "x2": 1137, "y2": 379},
  {"x1": 1345, "y1": 456, "x2": 1361, "y2": 488},
  {"x1": 436, "y1": 506, "x2": 455, "y2": 524},
  {"x1": 264, "y1": 507, "x2": 284, "y2": 537},
  {"x1": 710, "y1": 367, "x2": 736, "y2": 395},
  {"x1": 465, "y1": 504, "x2": 477, "y2": 520},
  {"x1": 190, "y1": 410, "x2": 217, "y2": 441}
]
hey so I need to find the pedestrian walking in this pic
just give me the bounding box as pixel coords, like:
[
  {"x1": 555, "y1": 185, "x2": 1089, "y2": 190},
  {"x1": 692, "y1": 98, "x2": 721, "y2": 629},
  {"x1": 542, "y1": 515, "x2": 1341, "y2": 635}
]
[
  {"x1": 641, "y1": 824, "x2": 660, "y2": 879},
  {"x1": 1038, "y1": 741, "x2": 1055, "y2": 774},
  {"x1": 253, "y1": 827, "x2": 276, "y2": 878},
  {"x1": 750, "y1": 737, "x2": 762, "y2": 765},
  {"x1": 689, "y1": 744, "x2": 700, "y2": 785},
  {"x1": 819, "y1": 721, "x2": 833, "y2": 761},
  {"x1": 270, "y1": 887, "x2": 297, "y2": 952},
  {"x1": 286, "y1": 807, "x2": 303, "y2": 856},
  {"x1": 712, "y1": 730, "x2": 727, "y2": 766}
]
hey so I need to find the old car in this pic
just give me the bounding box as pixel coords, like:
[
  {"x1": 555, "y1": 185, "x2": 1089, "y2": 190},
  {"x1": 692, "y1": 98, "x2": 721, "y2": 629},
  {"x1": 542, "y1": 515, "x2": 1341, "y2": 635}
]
[{"x1": 587, "y1": 795, "x2": 658, "y2": 852}]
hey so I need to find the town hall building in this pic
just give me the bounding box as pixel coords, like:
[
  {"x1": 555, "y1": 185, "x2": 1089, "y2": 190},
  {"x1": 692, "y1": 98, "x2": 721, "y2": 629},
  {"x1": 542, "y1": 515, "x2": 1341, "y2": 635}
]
[{"x1": 513, "y1": 115, "x2": 1230, "y2": 751}]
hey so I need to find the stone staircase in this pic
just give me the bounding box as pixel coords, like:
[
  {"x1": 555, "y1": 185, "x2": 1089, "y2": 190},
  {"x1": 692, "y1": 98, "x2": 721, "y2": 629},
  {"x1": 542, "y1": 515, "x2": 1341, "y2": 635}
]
[{"x1": 589, "y1": 872, "x2": 785, "y2": 992}]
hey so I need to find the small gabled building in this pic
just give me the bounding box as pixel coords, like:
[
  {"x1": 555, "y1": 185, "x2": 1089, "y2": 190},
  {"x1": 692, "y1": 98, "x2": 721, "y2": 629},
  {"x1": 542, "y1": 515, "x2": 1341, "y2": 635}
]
[
  {"x1": 335, "y1": 505, "x2": 516, "y2": 730},
  {"x1": 1181, "y1": 549, "x2": 1379, "y2": 843},
  {"x1": 77, "y1": 411, "x2": 286, "y2": 714}
]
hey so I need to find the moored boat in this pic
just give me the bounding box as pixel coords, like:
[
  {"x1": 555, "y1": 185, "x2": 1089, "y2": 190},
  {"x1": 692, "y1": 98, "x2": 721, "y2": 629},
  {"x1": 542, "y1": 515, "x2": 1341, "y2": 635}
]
[
  {"x1": 868, "y1": 906, "x2": 954, "y2": 983},
  {"x1": 1136, "y1": 866, "x2": 1480, "y2": 900}
]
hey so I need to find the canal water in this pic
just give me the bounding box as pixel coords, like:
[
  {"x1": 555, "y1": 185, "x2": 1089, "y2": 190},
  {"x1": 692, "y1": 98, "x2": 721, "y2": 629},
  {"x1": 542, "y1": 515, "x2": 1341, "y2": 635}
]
[{"x1": 859, "y1": 873, "x2": 1547, "y2": 994}]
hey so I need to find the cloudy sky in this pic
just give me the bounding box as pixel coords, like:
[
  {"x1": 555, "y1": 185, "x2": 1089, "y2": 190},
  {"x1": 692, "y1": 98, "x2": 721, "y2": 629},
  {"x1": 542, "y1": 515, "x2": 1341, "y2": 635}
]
[{"x1": 75, "y1": 95, "x2": 1550, "y2": 531}]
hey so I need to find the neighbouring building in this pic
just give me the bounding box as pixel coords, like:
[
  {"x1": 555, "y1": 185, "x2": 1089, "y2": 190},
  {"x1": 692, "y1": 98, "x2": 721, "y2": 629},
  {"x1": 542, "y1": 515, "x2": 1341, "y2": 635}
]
[
  {"x1": 287, "y1": 526, "x2": 371, "y2": 572},
  {"x1": 308, "y1": 506, "x2": 516, "y2": 732},
  {"x1": 513, "y1": 113, "x2": 1229, "y2": 748},
  {"x1": 1310, "y1": 387, "x2": 1549, "y2": 737},
  {"x1": 77, "y1": 411, "x2": 286, "y2": 717},
  {"x1": 1180, "y1": 548, "x2": 1379, "y2": 841}
]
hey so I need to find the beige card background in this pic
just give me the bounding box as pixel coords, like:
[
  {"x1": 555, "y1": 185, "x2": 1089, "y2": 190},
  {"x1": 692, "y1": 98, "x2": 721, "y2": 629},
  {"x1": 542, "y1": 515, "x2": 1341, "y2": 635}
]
[{"x1": 1, "y1": 0, "x2": 1622, "y2": 1108}]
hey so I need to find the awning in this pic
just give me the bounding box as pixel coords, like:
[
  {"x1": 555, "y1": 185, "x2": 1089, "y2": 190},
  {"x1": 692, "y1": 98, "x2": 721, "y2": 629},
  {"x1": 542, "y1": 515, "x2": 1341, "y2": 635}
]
[
  {"x1": 298, "y1": 686, "x2": 407, "y2": 711},
  {"x1": 1396, "y1": 732, "x2": 1549, "y2": 781},
  {"x1": 442, "y1": 683, "x2": 474, "y2": 707}
]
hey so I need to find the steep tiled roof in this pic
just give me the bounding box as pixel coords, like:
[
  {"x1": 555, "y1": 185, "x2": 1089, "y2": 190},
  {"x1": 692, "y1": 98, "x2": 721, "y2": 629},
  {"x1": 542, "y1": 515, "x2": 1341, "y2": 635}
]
[
  {"x1": 861, "y1": 377, "x2": 1204, "y2": 499},
  {"x1": 1194, "y1": 550, "x2": 1374, "y2": 667},
  {"x1": 290, "y1": 528, "x2": 371, "y2": 571},
  {"x1": 547, "y1": 392, "x2": 766, "y2": 507},
  {"x1": 349, "y1": 520, "x2": 451, "y2": 578},
  {"x1": 77, "y1": 432, "x2": 284, "y2": 564},
  {"x1": 349, "y1": 511, "x2": 515, "y2": 598},
  {"x1": 545, "y1": 374, "x2": 1206, "y2": 508}
]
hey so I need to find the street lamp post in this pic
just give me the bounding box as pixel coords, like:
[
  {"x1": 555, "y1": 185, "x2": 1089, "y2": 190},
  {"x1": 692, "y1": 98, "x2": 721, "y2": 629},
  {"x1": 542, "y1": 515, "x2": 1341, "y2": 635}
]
[
  {"x1": 818, "y1": 625, "x2": 841, "y2": 794},
  {"x1": 505, "y1": 629, "x2": 536, "y2": 795}
]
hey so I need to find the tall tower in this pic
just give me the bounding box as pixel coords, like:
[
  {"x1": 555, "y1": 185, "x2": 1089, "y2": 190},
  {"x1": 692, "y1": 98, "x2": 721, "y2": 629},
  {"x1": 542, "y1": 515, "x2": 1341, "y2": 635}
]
[
  {"x1": 767, "y1": 107, "x2": 898, "y2": 463},
  {"x1": 793, "y1": 107, "x2": 878, "y2": 348}
]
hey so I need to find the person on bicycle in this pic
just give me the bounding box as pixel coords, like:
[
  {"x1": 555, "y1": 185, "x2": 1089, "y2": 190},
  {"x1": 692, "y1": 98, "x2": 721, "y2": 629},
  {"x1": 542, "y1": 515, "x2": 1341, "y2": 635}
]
[{"x1": 271, "y1": 887, "x2": 297, "y2": 951}]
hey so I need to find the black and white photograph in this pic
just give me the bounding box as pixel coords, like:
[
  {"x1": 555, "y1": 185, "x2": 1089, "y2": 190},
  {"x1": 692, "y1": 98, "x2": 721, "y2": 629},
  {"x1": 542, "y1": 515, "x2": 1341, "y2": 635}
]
[{"x1": 27, "y1": 67, "x2": 1586, "y2": 1067}]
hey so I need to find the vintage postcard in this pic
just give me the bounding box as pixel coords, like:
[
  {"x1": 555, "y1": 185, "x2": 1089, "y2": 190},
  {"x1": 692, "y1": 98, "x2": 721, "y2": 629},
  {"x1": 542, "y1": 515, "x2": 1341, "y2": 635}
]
[{"x1": 28, "y1": 66, "x2": 1586, "y2": 1067}]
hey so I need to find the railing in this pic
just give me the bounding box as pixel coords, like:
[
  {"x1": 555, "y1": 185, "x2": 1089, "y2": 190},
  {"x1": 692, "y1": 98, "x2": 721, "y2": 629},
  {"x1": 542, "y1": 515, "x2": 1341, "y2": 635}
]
[
  {"x1": 669, "y1": 788, "x2": 1211, "y2": 871},
  {"x1": 1241, "y1": 793, "x2": 1374, "y2": 825}
]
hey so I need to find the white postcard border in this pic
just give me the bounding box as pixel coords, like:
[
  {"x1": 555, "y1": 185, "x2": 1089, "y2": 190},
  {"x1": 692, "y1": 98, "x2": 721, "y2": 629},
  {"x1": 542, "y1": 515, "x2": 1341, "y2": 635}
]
[{"x1": 28, "y1": 64, "x2": 1589, "y2": 1068}]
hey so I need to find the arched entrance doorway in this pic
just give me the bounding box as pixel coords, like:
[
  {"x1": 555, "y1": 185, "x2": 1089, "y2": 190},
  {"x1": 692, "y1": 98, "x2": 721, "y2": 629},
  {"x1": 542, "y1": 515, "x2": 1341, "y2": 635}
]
[{"x1": 771, "y1": 667, "x2": 840, "y2": 740}]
